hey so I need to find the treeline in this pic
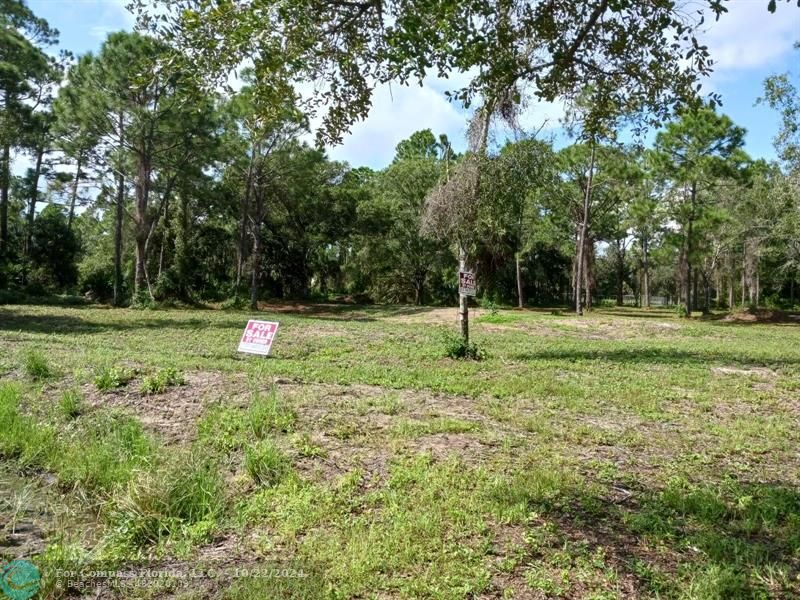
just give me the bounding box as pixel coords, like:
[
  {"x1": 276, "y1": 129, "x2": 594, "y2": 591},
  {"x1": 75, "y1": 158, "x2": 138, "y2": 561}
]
[{"x1": 1, "y1": 5, "x2": 798, "y2": 311}]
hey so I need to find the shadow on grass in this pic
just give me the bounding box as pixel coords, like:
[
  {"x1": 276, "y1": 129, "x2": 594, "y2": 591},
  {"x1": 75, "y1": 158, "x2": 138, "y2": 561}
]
[
  {"x1": 497, "y1": 475, "x2": 800, "y2": 597},
  {"x1": 0, "y1": 303, "x2": 438, "y2": 336},
  {"x1": 594, "y1": 308, "x2": 680, "y2": 320},
  {"x1": 255, "y1": 302, "x2": 436, "y2": 322},
  {"x1": 509, "y1": 346, "x2": 800, "y2": 368}
]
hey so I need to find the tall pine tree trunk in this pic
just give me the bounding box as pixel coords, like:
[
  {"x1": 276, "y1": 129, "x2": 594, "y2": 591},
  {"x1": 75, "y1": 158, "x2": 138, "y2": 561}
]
[
  {"x1": 575, "y1": 144, "x2": 596, "y2": 316},
  {"x1": 174, "y1": 191, "x2": 190, "y2": 300},
  {"x1": 249, "y1": 190, "x2": 264, "y2": 311},
  {"x1": 615, "y1": 239, "x2": 625, "y2": 306},
  {"x1": 134, "y1": 155, "x2": 152, "y2": 301},
  {"x1": 113, "y1": 113, "x2": 125, "y2": 306},
  {"x1": 642, "y1": 237, "x2": 651, "y2": 308},
  {"x1": 0, "y1": 143, "x2": 9, "y2": 256},
  {"x1": 249, "y1": 227, "x2": 261, "y2": 310},
  {"x1": 25, "y1": 146, "x2": 44, "y2": 260},
  {"x1": 67, "y1": 153, "x2": 82, "y2": 229},
  {"x1": 679, "y1": 182, "x2": 696, "y2": 316},
  {"x1": 584, "y1": 234, "x2": 595, "y2": 311},
  {"x1": 515, "y1": 251, "x2": 524, "y2": 308},
  {"x1": 236, "y1": 150, "x2": 256, "y2": 291},
  {"x1": 114, "y1": 170, "x2": 125, "y2": 306}
]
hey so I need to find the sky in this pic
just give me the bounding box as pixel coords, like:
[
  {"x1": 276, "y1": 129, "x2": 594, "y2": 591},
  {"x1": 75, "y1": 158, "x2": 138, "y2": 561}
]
[{"x1": 24, "y1": 0, "x2": 800, "y2": 170}]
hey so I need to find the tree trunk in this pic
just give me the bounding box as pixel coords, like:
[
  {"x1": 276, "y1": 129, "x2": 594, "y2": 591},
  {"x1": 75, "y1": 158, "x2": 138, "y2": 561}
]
[
  {"x1": 515, "y1": 251, "x2": 524, "y2": 308},
  {"x1": 249, "y1": 188, "x2": 264, "y2": 310},
  {"x1": 414, "y1": 273, "x2": 425, "y2": 306},
  {"x1": 458, "y1": 243, "x2": 469, "y2": 345},
  {"x1": 174, "y1": 190, "x2": 190, "y2": 300},
  {"x1": 157, "y1": 194, "x2": 170, "y2": 281},
  {"x1": 575, "y1": 144, "x2": 595, "y2": 316},
  {"x1": 114, "y1": 171, "x2": 125, "y2": 306},
  {"x1": 249, "y1": 227, "x2": 261, "y2": 310},
  {"x1": 584, "y1": 234, "x2": 594, "y2": 311},
  {"x1": 727, "y1": 273, "x2": 734, "y2": 311},
  {"x1": 615, "y1": 239, "x2": 625, "y2": 306},
  {"x1": 754, "y1": 270, "x2": 760, "y2": 308},
  {"x1": 67, "y1": 153, "x2": 82, "y2": 229},
  {"x1": 679, "y1": 182, "x2": 696, "y2": 316},
  {"x1": 25, "y1": 146, "x2": 44, "y2": 260},
  {"x1": 236, "y1": 151, "x2": 256, "y2": 291},
  {"x1": 642, "y1": 237, "x2": 651, "y2": 309},
  {"x1": 741, "y1": 266, "x2": 746, "y2": 308},
  {"x1": 133, "y1": 154, "x2": 152, "y2": 301},
  {"x1": 0, "y1": 143, "x2": 9, "y2": 255},
  {"x1": 113, "y1": 113, "x2": 125, "y2": 306}
]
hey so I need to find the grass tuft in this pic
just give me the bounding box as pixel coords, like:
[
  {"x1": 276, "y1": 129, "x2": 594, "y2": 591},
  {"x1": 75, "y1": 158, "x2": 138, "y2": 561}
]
[
  {"x1": 248, "y1": 390, "x2": 296, "y2": 437},
  {"x1": 59, "y1": 389, "x2": 84, "y2": 419},
  {"x1": 23, "y1": 350, "x2": 52, "y2": 380},
  {"x1": 108, "y1": 450, "x2": 224, "y2": 551},
  {"x1": 244, "y1": 439, "x2": 292, "y2": 486}
]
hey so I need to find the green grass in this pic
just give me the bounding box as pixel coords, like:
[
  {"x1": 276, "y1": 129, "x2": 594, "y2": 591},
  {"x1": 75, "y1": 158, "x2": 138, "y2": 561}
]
[
  {"x1": 244, "y1": 439, "x2": 292, "y2": 486},
  {"x1": 59, "y1": 388, "x2": 84, "y2": 419},
  {"x1": 1, "y1": 303, "x2": 800, "y2": 597},
  {"x1": 140, "y1": 366, "x2": 185, "y2": 395},
  {"x1": 93, "y1": 364, "x2": 135, "y2": 392},
  {"x1": 107, "y1": 450, "x2": 224, "y2": 553},
  {"x1": 23, "y1": 349, "x2": 52, "y2": 380}
]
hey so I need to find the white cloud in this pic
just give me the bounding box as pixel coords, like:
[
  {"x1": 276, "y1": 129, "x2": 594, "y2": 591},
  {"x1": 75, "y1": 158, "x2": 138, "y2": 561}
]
[
  {"x1": 700, "y1": 0, "x2": 800, "y2": 73},
  {"x1": 323, "y1": 79, "x2": 469, "y2": 168},
  {"x1": 316, "y1": 74, "x2": 568, "y2": 168}
]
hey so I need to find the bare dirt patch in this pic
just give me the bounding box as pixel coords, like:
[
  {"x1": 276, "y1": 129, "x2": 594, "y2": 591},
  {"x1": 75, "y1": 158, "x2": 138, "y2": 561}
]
[
  {"x1": 711, "y1": 366, "x2": 777, "y2": 378},
  {"x1": 405, "y1": 432, "x2": 492, "y2": 462},
  {"x1": 83, "y1": 371, "x2": 249, "y2": 444},
  {"x1": 0, "y1": 467, "x2": 98, "y2": 561},
  {"x1": 384, "y1": 306, "x2": 461, "y2": 325},
  {"x1": 722, "y1": 308, "x2": 799, "y2": 324}
]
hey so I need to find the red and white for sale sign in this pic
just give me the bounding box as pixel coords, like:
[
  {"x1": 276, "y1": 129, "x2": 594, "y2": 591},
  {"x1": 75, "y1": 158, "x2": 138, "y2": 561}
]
[{"x1": 238, "y1": 320, "x2": 280, "y2": 356}]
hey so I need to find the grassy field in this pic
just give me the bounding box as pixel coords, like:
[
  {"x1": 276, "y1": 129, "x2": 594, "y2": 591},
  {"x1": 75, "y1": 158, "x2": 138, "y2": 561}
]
[{"x1": 0, "y1": 302, "x2": 799, "y2": 599}]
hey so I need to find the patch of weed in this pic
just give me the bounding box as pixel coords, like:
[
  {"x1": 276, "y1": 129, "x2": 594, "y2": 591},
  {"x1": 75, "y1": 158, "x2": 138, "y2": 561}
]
[
  {"x1": 140, "y1": 367, "x2": 185, "y2": 395},
  {"x1": 290, "y1": 433, "x2": 327, "y2": 458},
  {"x1": 94, "y1": 365, "x2": 135, "y2": 392},
  {"x1": 440, "y1": 329, "x2": 486, "y2": 360}
]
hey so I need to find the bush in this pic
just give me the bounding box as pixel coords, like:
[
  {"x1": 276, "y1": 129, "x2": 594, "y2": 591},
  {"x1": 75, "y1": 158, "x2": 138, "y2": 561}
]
[
  {"x1": 23, "y1": 350, "x2": 52, "y2": 380},
  {"x1": 440, "y1": 329, "x2": 486, "y2": 361},
  {"x1": 79, "y1": 262, "x2": 115, "y2": 303},
  {"x1": 221, "y1": 295, "x2": 248, "y2": 310},
  {"x1": 94, "y1": 365, "x2": 135, "y2": 392},
  {"x1": 140, "y1": 367, "x2": 185, "y2": 395},
  {"x1": 479, "y1": 297, "x2": 500, "y2": 316},
  {"x1": 244, "y1": 440, "x2": 291, "y2": 486}
]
